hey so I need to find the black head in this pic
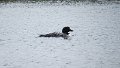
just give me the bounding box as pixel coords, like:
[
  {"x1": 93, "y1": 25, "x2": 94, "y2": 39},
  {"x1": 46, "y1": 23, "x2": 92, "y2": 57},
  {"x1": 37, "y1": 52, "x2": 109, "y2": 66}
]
[{"x1": 62, "y1": 27, "x2": 73, "y2": 35}]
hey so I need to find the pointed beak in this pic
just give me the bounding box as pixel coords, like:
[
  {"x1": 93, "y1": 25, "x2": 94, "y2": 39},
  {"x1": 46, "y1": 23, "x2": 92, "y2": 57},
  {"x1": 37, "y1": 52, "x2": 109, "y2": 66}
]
[{"x1": 70, "y1": 29, "x2": 73, "y2": 32}]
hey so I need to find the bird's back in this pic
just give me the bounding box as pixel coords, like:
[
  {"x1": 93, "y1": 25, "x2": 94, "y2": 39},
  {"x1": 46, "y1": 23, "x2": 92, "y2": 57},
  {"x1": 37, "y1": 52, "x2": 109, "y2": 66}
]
[{"x1": 39, "y1": 32, "x2": 68, "y2": 39}]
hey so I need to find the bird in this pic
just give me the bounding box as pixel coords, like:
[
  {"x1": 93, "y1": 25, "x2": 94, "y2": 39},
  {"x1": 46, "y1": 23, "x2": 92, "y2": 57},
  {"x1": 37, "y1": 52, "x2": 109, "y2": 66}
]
[{"x1": 39, "y1": 26, "x2": 73, "y2": 39}]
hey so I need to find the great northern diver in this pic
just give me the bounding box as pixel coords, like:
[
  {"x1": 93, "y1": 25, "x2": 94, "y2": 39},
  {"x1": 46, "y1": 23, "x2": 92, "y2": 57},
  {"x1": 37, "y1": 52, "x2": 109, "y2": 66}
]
[{"x1": 39, "y1": 27, "x2": 73, "y2": 39}]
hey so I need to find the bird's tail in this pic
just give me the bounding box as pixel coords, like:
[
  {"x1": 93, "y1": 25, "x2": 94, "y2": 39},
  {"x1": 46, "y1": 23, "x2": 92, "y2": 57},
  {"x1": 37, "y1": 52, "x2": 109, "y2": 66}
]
[{"x1": 39, "y1": 35, "x2": 46, "y2": 37}]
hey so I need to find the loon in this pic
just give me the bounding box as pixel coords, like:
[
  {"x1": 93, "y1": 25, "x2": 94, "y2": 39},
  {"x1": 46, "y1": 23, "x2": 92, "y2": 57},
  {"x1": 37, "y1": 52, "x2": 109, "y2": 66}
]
[{"x1": 39, "y1": 27, "x2": 73, "y2": 39}]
